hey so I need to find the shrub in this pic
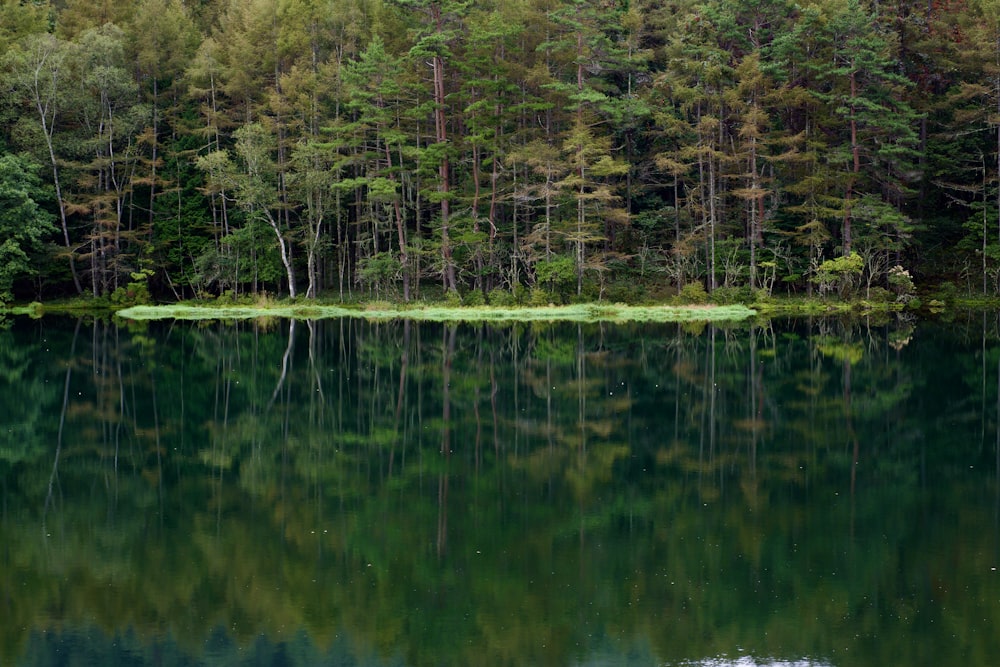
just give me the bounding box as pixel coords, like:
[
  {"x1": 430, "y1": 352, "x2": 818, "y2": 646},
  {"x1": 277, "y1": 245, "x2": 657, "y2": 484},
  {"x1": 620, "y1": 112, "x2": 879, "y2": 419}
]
[
  {"x1": 513, "y1": 284, "x2": 529, "y2": 305},
  {"x1": 887, "y1": 265, "x2": 915, "y2": 298},
  {"x1": 488, "y1": 289, "x2": 515, "y2": 307},
  {"x1": 679, "y1": 281, "x2": 709, "y2": 304},
  {"x1": 710, "y1": 285, "x2": 752, "y2": 304},
  {"x1": 932, "y1": 281, "x2": 959, "y2": 304},
  {"x1": 603, "y1": 281, "x2": 645, "y2": 304},
  {"x1": 528, "y1": 288, "x2": 552, "y2": 307},
  {"x1": 111, "y1": 269, "x2": 154, "y2": 306},
  {"x1": 462, "y1": 289, "x2": 485, "y2": 307},
  {"x1": 811, "y1": 253, "x2": 863, "y2": 297},
  {"x1": 865, "y1": 286, "x2": 893, "y2": 303}
]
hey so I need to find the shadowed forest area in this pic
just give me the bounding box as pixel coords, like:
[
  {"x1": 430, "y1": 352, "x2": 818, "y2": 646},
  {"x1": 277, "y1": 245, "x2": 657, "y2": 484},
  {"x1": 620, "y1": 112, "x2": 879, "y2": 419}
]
[{"x1": 1, "y1": 0, "x2": 999, "y2": 305}]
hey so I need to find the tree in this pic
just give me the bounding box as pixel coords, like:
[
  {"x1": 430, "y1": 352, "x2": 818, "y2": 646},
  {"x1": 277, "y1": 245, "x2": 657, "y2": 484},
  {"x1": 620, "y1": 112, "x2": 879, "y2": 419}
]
[
  {"x1": 0, "y1": 153, "x2": 57, "y2": 300},
  {"x1": 808, "y1": 0, "x2": 920, "y2": 256},
  {"x1": 0, "y1": 0, "x2": 49, "y2": 55},
  {"x1": 129, "y1": 0, "x2": 200, "y2": 284},
  {"x1": 556, "y1": 118, "x2": 628, "y2": 296},
  {"x1": 340, "y1": 35, "x2": 414, "y2": 299},
  {"x1": 3, "y1": 33, "x2": 85, "y2": 294},
  {"x1": 74, "y1": 24, "x2": 150, "y2": 297},
  {"x1": 198, "y1": 122, "x2": 298, "y2": 297},
  {"x1": 401, "y1": 0, "x2": 469, "y2": 293}
]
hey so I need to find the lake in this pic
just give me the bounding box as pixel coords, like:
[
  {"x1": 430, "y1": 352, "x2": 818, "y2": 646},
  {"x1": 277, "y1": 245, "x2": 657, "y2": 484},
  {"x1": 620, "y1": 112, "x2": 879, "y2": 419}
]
[{"x1": 2, "y1": 312, "x2": 1000, "y2": 666}]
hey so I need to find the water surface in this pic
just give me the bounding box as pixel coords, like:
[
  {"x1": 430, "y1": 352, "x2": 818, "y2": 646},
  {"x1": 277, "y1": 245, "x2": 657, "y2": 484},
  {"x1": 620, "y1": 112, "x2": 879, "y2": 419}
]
[{"x1": 2, "y1": 313, "x2": 999, "y2": 666}]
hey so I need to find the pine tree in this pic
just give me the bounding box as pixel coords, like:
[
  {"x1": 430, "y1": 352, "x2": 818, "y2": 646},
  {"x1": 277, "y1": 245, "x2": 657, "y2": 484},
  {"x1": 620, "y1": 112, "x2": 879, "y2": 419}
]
[
  {"x1": 808, "y1": 0, "x2": 920, "y2": 256},
  {"x1": 399, "y1": 0, "x2": 470, "y2": 293}
]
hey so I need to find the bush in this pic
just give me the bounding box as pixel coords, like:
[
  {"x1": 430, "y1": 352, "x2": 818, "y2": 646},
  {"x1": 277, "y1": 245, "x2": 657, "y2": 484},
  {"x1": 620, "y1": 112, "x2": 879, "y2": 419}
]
[
  {"x1": 443, "y1": 289, "x2": 463, "y2": 307},
  {"x1": 513, "y1": 284, "x2": 529, "y2": 305},
  {"x1": 679, "y1": 281, "x2": 709, "y2": 304},
  {"x1": 359, "y1": 252, "x2": 402, "y2": 297},
  {"x1": 487, "y1": 289, "x2": 516, "y2": 307},
  {"x1": 932, "y1": 281, "x2": 959, "y2": 304},
  {"x1": 528, "y1": 288, "x2": 553, "y2": 306},
  {"x1": 110, "y1": 269, "x2": 154, "y2": 306},
  {"x1": 462, "y1": 289, "x2": 485, "y2": 307},
  {"x1": 811, "y1": 253, "x2": 863, "y2": 296},
  {"x1": 603, "y1": 281, "x2": 645, "y2": 304},
  {"x1": 887, "y1": 265, "x2": 915, "y2": 298},
  {"x1": 865, "y1": 286, "x2": 893, "y2": 303},
  {"x1": 110, "y1": 282, "x2": 151, "y2": 306},
  {"x1": 710, "y1": 285, "x2": 752, "y2": 304}
]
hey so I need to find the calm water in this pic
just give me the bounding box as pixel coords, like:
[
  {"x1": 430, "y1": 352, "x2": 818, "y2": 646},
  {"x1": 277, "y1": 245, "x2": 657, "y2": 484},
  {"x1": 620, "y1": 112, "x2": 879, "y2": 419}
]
[{"x1": 2, "y1": 313, "x2": 1000, "y2": 666}]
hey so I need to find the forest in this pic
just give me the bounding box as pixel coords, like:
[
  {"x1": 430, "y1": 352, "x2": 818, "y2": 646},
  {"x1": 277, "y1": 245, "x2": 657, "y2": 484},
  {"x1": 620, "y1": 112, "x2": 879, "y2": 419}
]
[{"x1": 0, "y1": 0, "x2": 998, "y2": 305}]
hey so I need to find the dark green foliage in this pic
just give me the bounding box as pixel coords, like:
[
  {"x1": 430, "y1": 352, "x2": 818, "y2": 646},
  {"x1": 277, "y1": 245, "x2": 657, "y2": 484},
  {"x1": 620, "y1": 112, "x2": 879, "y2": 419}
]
[
  {"x1": 7, "y1": 316, "x2": 1000, "y2": 665},
  {"x1": 0, "y1": 153, "x2": 57, "y2": 300},
  {"x1": 0, "y1": 0, "x2": 999, "y2": 302}
]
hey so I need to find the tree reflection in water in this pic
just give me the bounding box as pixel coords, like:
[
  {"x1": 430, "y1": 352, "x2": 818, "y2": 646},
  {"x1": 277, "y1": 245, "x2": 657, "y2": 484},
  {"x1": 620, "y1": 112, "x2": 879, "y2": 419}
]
[{"x1": 1, "y1": 314, "x2": 1000, "y2": 666}]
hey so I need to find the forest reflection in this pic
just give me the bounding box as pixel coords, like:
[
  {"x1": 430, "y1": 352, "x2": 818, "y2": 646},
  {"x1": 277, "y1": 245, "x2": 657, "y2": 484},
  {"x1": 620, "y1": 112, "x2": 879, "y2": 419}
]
[{"x1": 3, "y1": 313, "x2": 1000, "y2": 666}]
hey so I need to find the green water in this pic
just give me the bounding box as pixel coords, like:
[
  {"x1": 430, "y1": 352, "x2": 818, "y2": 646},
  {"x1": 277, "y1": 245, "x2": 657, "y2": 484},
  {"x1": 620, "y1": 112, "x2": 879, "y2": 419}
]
[{"x1": 2, "y1": 314, "x2": 1000, "y2": 666}]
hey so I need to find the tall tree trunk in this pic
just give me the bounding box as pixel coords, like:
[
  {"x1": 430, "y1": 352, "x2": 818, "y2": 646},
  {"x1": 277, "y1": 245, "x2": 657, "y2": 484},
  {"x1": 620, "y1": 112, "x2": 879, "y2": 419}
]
[
  {"x1": 32, "y1": 76, "x2": 83, "y2": 294},
  {"x1": 430, "y1": 5, "x2": 455, "y2": 292},
  {"x1": 845, "y1": 68, "x2": 860, "y2": 257}
]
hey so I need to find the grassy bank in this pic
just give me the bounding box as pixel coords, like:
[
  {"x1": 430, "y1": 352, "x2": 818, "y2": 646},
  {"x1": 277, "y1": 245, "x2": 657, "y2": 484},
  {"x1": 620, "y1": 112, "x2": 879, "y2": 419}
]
[
  {"x1": 115, "y1": 302, "x2": 756, "y2": 323},
  {"x1": 5, "y1": 288, "x2": 960, "y2": 323}
]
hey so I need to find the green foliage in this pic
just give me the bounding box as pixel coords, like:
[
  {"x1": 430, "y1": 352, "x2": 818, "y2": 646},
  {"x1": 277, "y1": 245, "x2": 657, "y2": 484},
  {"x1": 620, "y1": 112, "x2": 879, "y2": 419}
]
[
  {"x1": 3, "y1": 315, "x2": 997, "y2": 667},
  {"x1": 887, "y1": 265, "x2": 916, "y2": 298},
  {"x1": 710, "y1": 285, "x2": 753, "y2": 305},
  {"x1": 811, "y1": 253, "x2": 864, "y2": 297},
  {"x1": 528, "y1": 288, "x2": 553, "y2": 307},
  {"x1": 461, "y1": 289, "x2": 485, "y2": 307},
  {"x1": 359, "y1": 251, "x2": 401, "y2": 297},
  {"x1": 0, "y1": 0, "x2": 998, "y2": 303},
  {"x1": 110, "y1": 269, "x2": 154, "y2": 305},
  {"x1": 679, "y1": 281, "x2": 709, "y2": 304},
  {"x1": 601, "y1": 279, "x2": 645, "y2": 304},
  {"x1": 0, "y1": 153, "x2": 57, "y2": 300},
  {"x1": 865, "y1": 286, "x2": 893, "y2": 303},
  {"x1": 932, "y1": 281, "x2": 961, "y2": 304},
  {"x1": 535, "y1": 255, "x2": 577, "y2": 302},
  {"x1": 487, "y1": 288, "x2": 515, "y2": 307}
]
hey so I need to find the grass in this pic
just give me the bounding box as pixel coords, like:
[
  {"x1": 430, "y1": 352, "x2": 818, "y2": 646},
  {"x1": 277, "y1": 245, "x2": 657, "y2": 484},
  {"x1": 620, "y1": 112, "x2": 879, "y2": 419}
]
[{"x1": 116, "y1": 302, "x2": 757, "y2": 323}]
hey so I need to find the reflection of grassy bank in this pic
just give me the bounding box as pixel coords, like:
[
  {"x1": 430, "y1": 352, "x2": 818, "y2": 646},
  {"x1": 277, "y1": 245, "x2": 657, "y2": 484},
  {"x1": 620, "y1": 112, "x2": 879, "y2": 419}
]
[
  {"x1": 748, "y1": 296, "x2": 908, "y2": 317},
  {"x1": 117, "y1": 302, "x2": 756, "y2": 323}
]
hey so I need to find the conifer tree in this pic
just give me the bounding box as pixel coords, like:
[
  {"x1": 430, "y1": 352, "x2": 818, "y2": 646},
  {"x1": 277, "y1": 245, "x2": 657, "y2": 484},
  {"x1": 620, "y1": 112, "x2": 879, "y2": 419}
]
[{"x1": 808, "y1": 0, "x2": 920, "y2": 256}]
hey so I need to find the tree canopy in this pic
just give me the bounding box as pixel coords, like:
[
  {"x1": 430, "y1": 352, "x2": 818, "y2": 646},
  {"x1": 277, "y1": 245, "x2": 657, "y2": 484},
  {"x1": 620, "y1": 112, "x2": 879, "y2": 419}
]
[{"x1": 0, "y1": 0, "x2": 997, "y2": 302}]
